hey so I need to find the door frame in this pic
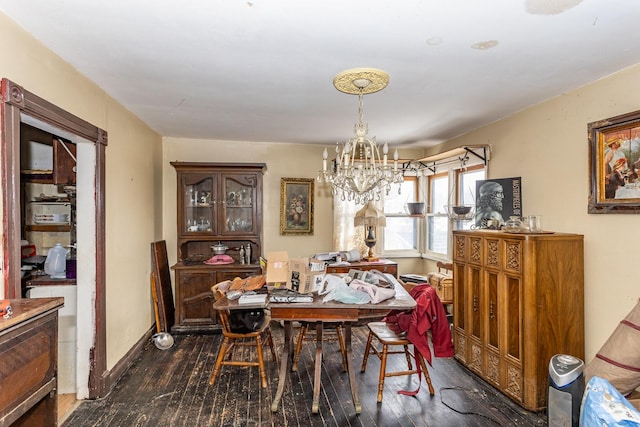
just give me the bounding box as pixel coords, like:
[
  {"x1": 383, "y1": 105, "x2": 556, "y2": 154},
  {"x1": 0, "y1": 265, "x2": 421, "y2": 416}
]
[{"x1": 0, "y1": 78, "x2": 108, "y2": 398}]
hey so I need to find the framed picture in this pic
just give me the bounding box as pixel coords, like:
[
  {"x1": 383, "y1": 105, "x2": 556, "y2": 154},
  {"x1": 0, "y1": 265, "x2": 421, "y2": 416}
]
[
  {"x1": 588, "y1": 110, "x2": 640, "y2": 213},
  {"x1": 280, "y1": 177, "x2": 314, "y2": 235},
  {"x1": 474, "y1": 177, "x2": 522, "y2": 228}
]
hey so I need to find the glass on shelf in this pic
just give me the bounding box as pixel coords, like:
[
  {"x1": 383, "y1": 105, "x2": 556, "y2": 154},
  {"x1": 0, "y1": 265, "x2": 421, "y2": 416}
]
[
  {"x1": 184, "y1": 177, "x2": 213, "y2": 207},
  {"x1": 186, "y1": 189, "x2": 212, "y2": 207},
  {"x1": 225, "y1": 217, "x2": 252, "y2": 232},
  {"x1": 185, "y1": 217, "x2": 212, "y2": 232},
  {"x1": 185, "y1": 188, "x2": 194, "y2": 207},
  {"x1": 226, "y1": 191, "x2": 252, "y2": 207},
  {"x1": 224, "y1": 179, "x2": 253, "y2": 207},
  {"x1": 200, "y1": 218, "x2": 211, "y2": 231},
  {"x1": 186, "y1": 219, "x2": 199, "y2": 232}
]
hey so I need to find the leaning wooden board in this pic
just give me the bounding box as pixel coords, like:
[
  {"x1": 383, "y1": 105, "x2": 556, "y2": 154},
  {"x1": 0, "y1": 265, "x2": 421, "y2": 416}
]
[{"x1": 151, "y1": 241, "x2": 175, "y2": 333}]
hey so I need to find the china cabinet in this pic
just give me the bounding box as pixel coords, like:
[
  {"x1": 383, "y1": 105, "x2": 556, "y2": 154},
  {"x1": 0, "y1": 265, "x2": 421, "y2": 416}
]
[
  {"x1": 170, "y1": 162, "x2": 265, "y2": 333},
  {"x1": 452, "y1": 229, "x2": 584, "y2": 411}
]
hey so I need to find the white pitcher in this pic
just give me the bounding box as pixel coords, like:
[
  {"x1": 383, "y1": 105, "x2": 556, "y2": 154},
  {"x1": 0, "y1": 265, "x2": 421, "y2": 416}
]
[{"x1": 44, "y1": 243, "x2": 69, "y2": 279}]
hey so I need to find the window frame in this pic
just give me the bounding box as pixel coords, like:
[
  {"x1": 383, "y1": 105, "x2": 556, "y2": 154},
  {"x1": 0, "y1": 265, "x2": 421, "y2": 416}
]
[
  {"x1": 423, "y1": 164, "x2": 486, "y2": 260},
  {"x1": 337, "y1": 145, "x2": 489, "y2": 261},
  {"x1": 379, "y1": 175, "x2": 421, "y2": 257},
  {"x1": 425, "y1": 171, "x2": 451, "y2": 260}
]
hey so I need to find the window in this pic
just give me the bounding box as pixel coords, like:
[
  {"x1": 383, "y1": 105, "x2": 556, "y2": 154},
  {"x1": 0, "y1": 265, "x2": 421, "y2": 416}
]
[
  {"x1": 426, "y1": 164, "x2": 486, "y2": 257},
  {"x1": 458, "y1": 166, "x2": 486, "y2": 231},
  {"x1": 333, "y1": 146, "x2": 489, "y2": 260},
  {"x1": 427, "y1": 173, "x2": 449, "y2": 255},
  {"x1": 383, "y1": 177, "x2": 419, "y2": 253}
]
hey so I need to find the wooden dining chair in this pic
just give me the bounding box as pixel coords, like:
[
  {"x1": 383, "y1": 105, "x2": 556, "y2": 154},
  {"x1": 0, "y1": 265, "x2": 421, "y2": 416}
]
[
  {"x1": 209, "y1": 283, "x2": 276, "y2": 389},
  {"x1": 360, "y1": 280, "x2": 437, "y2": 403},
  {"x1": 292, "y1": 322, "x2": 347, "y2": 372},
  {"x1": 360, "y1": 321, "x2": 435, "y2": 402}
]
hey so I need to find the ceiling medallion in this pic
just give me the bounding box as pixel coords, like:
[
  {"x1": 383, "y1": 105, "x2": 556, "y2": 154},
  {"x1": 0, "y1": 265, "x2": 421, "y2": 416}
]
[{"x1": 333, "y1": 68, "x2": 390, "y2": 95}]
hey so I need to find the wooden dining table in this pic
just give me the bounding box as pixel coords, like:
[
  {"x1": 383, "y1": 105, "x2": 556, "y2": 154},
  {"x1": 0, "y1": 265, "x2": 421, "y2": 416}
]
[{"x1": 213, "y1": 274, "x2": 416, "y2": 414}]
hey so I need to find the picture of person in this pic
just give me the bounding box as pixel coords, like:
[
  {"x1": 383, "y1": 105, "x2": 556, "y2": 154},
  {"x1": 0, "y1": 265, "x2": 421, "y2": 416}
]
[
  {"x1": 603, "y1": 137, "x2": 632, "y2": 199},
  {"x1": 605, "y1": 157, "x2": 627, "y2": 199},
  {"x1": 474, "y1": 181, "x2": 505, "y2": 228},
  {"x1": 604, "y1": 138, "x2": 627, "y2": 173}
]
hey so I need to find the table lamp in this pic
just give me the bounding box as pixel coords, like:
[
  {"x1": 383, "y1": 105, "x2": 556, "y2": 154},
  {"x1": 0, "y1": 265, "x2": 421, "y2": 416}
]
[{"x1": 354, "y1": 202, "x2": 386, "y2": 261}]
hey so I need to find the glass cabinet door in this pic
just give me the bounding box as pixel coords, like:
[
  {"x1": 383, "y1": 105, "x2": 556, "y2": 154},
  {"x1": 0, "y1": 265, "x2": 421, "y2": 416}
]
[
  {"x1": 221, "y1": 174, "x2": 256, "y2": 234},
  {"x1": 182, "y1": 174, "x2": 214, "y2": 234}
]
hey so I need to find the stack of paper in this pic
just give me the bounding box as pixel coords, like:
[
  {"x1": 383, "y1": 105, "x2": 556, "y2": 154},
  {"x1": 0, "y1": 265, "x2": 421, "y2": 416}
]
[{"x1": 238, "y1": 294, "x2": 267, "y2": 305}]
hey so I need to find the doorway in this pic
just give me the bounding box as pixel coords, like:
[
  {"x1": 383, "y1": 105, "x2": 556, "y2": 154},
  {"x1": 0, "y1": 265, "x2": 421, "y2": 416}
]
[{"x1": 1, "y1": 78, "x2": 108, "y2": 399}]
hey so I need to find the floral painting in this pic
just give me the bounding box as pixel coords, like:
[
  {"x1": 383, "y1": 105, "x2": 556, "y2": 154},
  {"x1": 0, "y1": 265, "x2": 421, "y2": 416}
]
[{"x1": 280, "y1": 178, "x2": 314, "y2": 235}]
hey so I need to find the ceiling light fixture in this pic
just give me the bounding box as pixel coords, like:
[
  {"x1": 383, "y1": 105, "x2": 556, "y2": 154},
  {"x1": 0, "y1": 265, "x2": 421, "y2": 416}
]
[{"x1": 317, "y1": 68, "x2": 404, "y2": 204}]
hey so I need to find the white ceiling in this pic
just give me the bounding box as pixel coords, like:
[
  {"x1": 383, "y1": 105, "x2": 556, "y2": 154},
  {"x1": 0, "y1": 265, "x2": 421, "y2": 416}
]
[{"x1": 2, "y1": 0, "x2": 640, "y2": 148}]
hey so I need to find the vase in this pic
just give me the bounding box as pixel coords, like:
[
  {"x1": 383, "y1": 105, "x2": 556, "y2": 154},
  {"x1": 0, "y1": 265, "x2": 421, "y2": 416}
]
[{"x1": 504, "y1": 216, "x2": 523, "y2": 232}]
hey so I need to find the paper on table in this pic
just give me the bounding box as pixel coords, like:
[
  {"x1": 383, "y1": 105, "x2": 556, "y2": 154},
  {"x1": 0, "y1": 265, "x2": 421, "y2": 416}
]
[{"x1": 238, "y1": 294, "x2": 267, "y2": 305}]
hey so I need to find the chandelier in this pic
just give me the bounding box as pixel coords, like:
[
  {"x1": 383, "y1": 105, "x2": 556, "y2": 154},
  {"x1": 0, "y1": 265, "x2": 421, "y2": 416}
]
[{"x1": 317, "y1": 68, "x2": 404, "y2": 204}]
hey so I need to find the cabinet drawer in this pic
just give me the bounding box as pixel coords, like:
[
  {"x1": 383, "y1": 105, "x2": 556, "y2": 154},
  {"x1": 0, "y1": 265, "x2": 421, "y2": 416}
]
[{"x1": 0, "y1": 314, "x2": 56, "y2": 420}]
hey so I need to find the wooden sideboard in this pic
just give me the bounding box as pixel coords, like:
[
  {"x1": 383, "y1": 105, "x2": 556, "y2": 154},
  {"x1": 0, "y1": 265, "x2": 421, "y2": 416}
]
[
  {"x1": 171, "y1": 263, "x2": 261, "y2": 334},
  {"x1": 452, "y1": 230, "x2": 584, "y2": 411},
  {"x1": 0, "y1": 297, "x2": 63, "y2": 426},
  {"x1": 325, "y1": 259, "x2": 398, "y2": 278}
]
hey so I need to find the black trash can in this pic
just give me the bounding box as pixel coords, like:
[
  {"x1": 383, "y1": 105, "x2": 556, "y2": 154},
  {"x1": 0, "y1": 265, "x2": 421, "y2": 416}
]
[{"x1": 548, "y1": 354, "x2": 585, "y2": 427}]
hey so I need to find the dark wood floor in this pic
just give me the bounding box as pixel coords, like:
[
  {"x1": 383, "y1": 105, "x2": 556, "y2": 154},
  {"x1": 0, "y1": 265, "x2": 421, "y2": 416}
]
[{"x1": 63, "y1": 322, "x2": 546, "y2": 427}]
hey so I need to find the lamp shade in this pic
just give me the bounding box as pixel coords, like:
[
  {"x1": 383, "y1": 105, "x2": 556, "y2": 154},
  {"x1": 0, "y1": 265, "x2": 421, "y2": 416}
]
[{"x1": 354, "y1": 201, "x2": 386, "y2": 227}]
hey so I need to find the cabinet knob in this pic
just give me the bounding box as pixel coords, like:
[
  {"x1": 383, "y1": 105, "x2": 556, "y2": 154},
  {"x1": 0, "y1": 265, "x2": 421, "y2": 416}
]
[
  {"x1": 473, "y1": 295, "x2": 478, "y2": 312},
  {"x1": 489, "y1": 301, "x2": 495, "y2": 319}
]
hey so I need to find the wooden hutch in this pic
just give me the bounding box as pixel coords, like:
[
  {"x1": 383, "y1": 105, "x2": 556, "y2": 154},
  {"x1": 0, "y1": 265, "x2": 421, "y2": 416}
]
[{"x1": 170, "y1": 162, "x2": 265, "y2": 334}]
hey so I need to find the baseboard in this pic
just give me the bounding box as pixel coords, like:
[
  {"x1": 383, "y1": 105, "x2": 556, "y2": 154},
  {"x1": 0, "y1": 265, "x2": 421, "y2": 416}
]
[{"x1": 103, "y1": 325, "x2": 155, "y2": 393}]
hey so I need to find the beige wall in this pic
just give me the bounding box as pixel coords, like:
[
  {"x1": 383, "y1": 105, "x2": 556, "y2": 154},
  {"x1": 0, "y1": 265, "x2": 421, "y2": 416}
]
[
  {"x1": 0, "y1": 13, "x2": 163, "y2": 370},
  {"x1": 433, "y1": 64, "x2": 640, "y2": 360}
]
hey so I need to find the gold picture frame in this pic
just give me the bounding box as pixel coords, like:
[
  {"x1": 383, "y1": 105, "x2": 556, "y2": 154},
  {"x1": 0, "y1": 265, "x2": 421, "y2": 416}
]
[
  {"x1": 280, "y1": 177, "x2": 314, "y2": 235},
  {"x1": 588, "y1": 109, "x2": 640, "y2": 213}
]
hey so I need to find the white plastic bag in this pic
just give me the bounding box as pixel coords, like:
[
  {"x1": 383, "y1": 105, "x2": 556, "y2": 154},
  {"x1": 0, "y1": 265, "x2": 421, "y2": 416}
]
[{"x1": 319, "y1": 275, "x2": 370, "y2": 304}]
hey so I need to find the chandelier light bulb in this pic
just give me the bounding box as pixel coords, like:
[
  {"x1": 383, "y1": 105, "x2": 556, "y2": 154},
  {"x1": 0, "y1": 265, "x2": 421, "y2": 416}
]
[
  {"x1": 393, "y1": 149, "x2": 399, "y2": 172},
  {"x1": 322, "y1": 148, "x2": 328, "y2": 171}
]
